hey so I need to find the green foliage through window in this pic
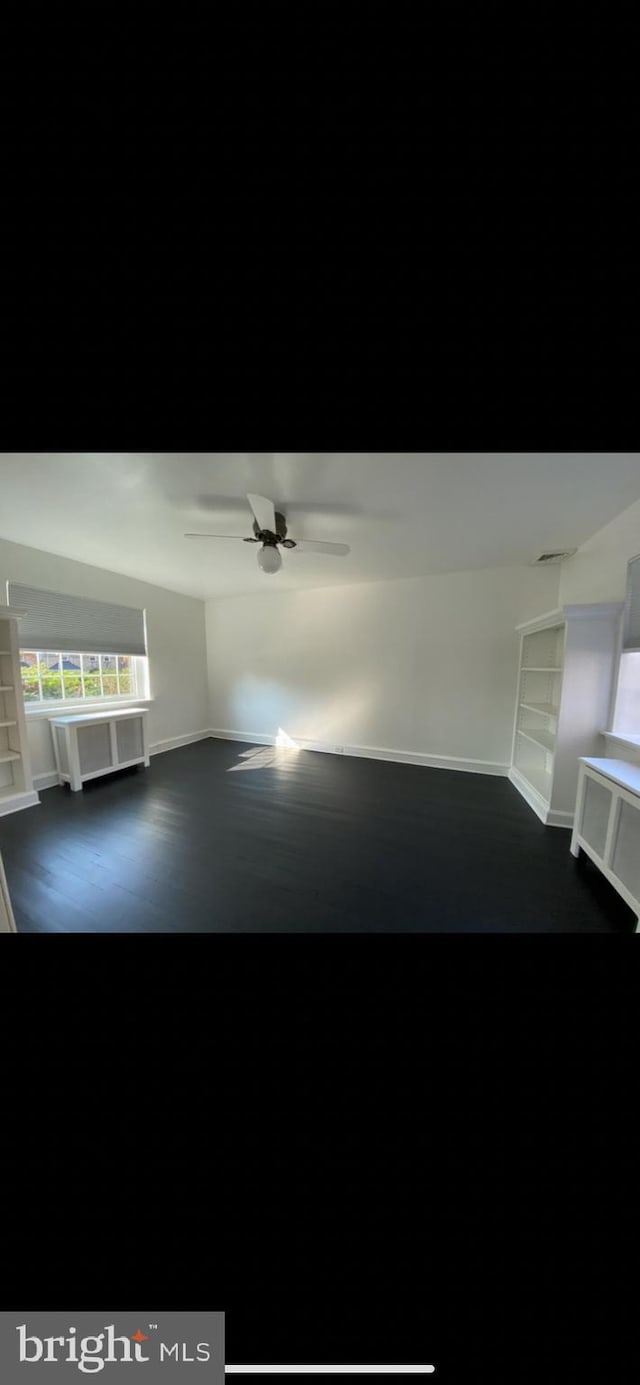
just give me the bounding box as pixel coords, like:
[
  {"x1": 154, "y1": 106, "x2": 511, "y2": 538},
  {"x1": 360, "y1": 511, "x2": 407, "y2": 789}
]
[{"x1": 20, "y1": 653, "x2": 137, "y2": 704}]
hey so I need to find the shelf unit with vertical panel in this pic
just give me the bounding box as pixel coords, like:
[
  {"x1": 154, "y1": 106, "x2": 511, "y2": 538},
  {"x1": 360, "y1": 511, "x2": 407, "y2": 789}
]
[
  {"x1": 0, "y1": 606, "x2": 39, "y2": 816},
  {"x1": 509, "y1": 604, "x2": 623, "y2": 827}
]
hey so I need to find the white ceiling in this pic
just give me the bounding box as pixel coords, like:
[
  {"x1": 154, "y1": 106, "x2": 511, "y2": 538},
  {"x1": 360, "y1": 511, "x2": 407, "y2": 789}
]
[{"x1": 1, "y1": 453, "x2": 639, "y2": 600}]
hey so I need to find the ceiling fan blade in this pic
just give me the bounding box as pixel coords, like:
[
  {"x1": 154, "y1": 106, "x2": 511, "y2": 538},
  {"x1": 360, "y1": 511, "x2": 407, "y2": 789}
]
[
  {"x1": 183, "y1": 533, "x2": 249, "y2": 540},
  {"x1": 247, "y1": 492, "x2": 277, "y2": 534},
  {"x1": 292, "y1": 540, "x2": 351, "y2": 556}
]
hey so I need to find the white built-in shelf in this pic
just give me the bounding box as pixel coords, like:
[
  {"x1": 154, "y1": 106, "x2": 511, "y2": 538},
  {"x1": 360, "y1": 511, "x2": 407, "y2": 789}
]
[
  {"x1": 517, "y1": 728, "x2": 556, "y2": 754},
  {"x1": 510, "y1": 603, "x2": 623, "y2": 827},
  {"x1": 519, "y1": 700, "x2": 558, "y2": 717},
  {"x1": 0, "y1": 609, "x2": 37, "y2": 817}
]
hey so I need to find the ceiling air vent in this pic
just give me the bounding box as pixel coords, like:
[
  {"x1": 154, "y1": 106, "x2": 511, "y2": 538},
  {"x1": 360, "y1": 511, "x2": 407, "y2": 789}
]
[{"x1": 531, "y1": 549, "x2": 578, "y2": 565}]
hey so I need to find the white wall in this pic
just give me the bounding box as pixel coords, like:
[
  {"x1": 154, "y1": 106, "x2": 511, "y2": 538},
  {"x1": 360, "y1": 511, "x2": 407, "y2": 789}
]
[
  {"x1": 559, "y1": 496, "x2": 640, "y2": 605},
  {"x1": 206, "y1": 564, "x2": 560, "y2": 772},
  {"x1": 0, "y1": 536, "x2": 209, "y2": 784}
]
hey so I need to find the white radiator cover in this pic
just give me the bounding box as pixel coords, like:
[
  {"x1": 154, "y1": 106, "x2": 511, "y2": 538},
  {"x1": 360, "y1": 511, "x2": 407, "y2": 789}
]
[
  {"x1": 49, "y1": 709, "x2": 150, "y2": 791},
  {"x1": 570, "y1": 757, "x2": 640, "y2": 930}
]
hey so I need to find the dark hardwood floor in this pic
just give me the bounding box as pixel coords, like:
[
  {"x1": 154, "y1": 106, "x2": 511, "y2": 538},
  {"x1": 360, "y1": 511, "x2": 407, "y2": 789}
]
[{"x1": 0, "y1": 738, "x2": 635, "y2": 932}]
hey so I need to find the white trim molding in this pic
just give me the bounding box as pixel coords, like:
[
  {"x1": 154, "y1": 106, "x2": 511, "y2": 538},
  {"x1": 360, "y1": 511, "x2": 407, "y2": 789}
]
[
  {"x1": 0, "y1": 788, "x2": 40, "y2": 816},
  {"x1": 516, "y1": 603, "x2": 624, "y2": 634},
  {"x1": 602, "y1": 730, "x2": 640, "y2": 763},
  {"x1": 508, "y1": 766, "x2": 573, "y2": 828},
  {"x1": 149, "y1": 729, "x2": 212, "y2": 757},
  {"x1": 33, "y1": 772, "x2": 61, "y2": 791},
  {"x1": 208, "y1": 729, "x2": 509, "y2": 777}
]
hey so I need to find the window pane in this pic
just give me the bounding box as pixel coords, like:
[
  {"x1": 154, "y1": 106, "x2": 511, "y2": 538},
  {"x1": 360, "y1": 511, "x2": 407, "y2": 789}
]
[
  {"x1": 102, "y1": 674, "x2": 118, "y2": 696},
  {"x1": 102, "y1": 655, "x2": 116, "y2": 673},
  {"x1": 40, "y1": 674, "x2": 63, "y2": 700},
  {"x1": 38, "y1": 654, "x2": 61, "y2": 699},
  {"x1": 83, "y1": 655, "x2": 100, "y2": 674},
  {"x1": 63, "y1": 674, "x2": 83, "y2": 699},
  {"x1": 20, "y1": 654, "x2": 38, "y2": 698},
  {"x1": 118, "y1": 655, "x2": 132, "y2": 693},
  {"x1": 83, "y1": 675, "x2": 102, "y2": 698},
  {"x1": 61, "y1": 654, "x2": 82, "y2": 700}
]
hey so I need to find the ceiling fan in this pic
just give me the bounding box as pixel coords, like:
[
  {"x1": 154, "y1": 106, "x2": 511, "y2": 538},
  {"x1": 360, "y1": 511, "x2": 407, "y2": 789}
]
[{"x1": 184, "y1": 493, "x2": 351, "y2": 575}]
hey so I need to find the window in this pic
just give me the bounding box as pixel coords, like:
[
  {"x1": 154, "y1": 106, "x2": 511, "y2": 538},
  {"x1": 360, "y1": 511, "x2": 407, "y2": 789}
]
[
  {"x1": 612, "y1": 652, "x2": 640, "y2": 736},
  {"x1": 7, "y1": 582, "x2": 149, "y2": 712},
  {"x1": 612, "y1": 555, "x2": 640, "y2": 736},
  {"x1": 20, "y1": 651, "x2": 144, "y2": 707}
]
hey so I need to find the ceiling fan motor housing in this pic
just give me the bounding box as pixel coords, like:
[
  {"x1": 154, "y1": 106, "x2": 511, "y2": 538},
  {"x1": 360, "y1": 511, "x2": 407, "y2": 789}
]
[{"x1": 253, "y1": 511, "x2": 294, "y2": 546}]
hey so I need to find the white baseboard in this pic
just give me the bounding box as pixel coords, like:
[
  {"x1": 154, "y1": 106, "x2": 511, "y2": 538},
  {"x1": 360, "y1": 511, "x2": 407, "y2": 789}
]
[
  {"x1": 508, "y1": 766, "x2": 549, "y2": 823},
  {"x1": 546, "y1": 808, "x2": 574, "y2": 829},
  {"x1": 0, "y1": 789, "x2": 40, "y2": 815},
  {"x1": 508, "y1": 767, "x2": 573, "y2": 828},
  {"x1": 33, "y1": 772, "x2": 60, "y2": 791},
  {"x1": 149, "y1": 730, "x2": 212, "y2": 757},
  {"x1": 31, "y1": 730, "x2": 511, "y2": 792},
  {"x1": 208, "y1": 729, "x2": 509, "y2": 777}
]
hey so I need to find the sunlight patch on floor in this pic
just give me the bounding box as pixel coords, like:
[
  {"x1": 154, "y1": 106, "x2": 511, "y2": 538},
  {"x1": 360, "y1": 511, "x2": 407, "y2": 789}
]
[
  {"x1": 275, "y1": 727, "x2": 299, "y2": 748},
  {"x1": 227, "y1": 730, "x2": 301, "y2": 772}
]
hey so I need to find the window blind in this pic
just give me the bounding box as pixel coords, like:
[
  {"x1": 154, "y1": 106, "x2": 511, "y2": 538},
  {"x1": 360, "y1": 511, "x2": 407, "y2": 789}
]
[
  {"x1": 622, "y1": 556, "x2": 640, "y2": 653},
  {"x1": 7, "y1": 584, "x2": 147, "y2": 656}
]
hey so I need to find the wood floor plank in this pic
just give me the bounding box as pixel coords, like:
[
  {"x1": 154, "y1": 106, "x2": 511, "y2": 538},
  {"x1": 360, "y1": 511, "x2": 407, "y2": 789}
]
[{"x1": 0, "y1": 738, "x2": 635, "y2": 932}]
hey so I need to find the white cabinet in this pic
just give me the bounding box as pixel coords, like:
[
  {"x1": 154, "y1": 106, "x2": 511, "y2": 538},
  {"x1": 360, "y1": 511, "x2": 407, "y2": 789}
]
[
  {"x1": 570, "y1": 758, "x2": 640, "y2": 930},
  {"x1": 509, "y1": 603, "x2": 622, "y2": 827},
  {"x1": 0, "y1": 606, "x2": 39, "y2": 817},
  {"x1": 49, "y1": 708, "x2": 150, "y2": 791}
]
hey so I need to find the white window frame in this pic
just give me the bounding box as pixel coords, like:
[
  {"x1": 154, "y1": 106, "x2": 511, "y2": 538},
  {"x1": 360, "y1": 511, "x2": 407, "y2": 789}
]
[
  {"x1": 20, "y1": 650, "x2": 151, "y2": 716},
  {"x1": 604, "y1": 554, "x2": 640, "y2": 756},
  {"x1": 611, "y1": 648, "x2": 640, "y2": 737}
]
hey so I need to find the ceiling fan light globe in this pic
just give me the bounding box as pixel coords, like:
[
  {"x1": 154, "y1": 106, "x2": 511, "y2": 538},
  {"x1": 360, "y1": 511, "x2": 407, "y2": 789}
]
[{"x1": 257, "y1": 544, "x2": 282, "y2": 575}]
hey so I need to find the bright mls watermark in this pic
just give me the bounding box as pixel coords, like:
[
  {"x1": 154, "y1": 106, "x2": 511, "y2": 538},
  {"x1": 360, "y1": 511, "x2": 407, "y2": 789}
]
[
  {"x1": 1, "y1": 1314, "x2": 435, "y2": 1381},
  {"x1": 0, "y1": 1314, "x2": 224, "y2": 1383}
]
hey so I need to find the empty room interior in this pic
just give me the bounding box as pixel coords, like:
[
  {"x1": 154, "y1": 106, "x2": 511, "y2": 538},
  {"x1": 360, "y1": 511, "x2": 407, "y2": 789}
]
[{"x1": 1, "y1": 452, "x2": 639, "y2": 934}]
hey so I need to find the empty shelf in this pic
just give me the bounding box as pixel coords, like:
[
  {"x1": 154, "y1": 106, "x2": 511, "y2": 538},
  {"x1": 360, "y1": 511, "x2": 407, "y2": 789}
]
[
  {"x1": 517, "y1": 728, "x2": 556, "y2": 753},
  {"x1": 519, "y1": 700, "x2": 558, "y2": 717}
]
